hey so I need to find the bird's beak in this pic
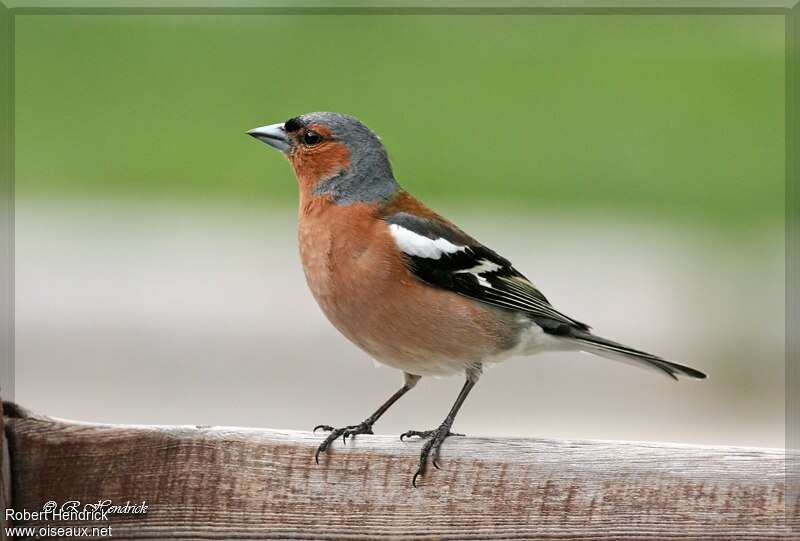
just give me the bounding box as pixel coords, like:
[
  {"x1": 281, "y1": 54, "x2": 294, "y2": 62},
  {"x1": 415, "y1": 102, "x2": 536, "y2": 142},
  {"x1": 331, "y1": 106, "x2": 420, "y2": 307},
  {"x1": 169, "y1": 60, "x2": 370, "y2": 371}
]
[{"x1": 247, "y1": 123, "x2": 290, "y2": 152}]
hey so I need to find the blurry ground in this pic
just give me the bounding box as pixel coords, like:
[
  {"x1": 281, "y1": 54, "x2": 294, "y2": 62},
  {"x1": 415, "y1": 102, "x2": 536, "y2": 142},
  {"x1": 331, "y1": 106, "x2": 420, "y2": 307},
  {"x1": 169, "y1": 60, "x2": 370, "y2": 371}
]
[{"x1": 14, "y1": 200, "x2": 785, "y2": 448}]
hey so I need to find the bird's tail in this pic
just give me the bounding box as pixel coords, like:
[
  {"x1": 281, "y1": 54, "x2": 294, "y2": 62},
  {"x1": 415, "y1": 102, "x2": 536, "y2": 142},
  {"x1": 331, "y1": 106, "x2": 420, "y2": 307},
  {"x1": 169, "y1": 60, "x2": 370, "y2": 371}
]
[{"x1": 568, "y1": 330, "x2": 707, "y2": 380}]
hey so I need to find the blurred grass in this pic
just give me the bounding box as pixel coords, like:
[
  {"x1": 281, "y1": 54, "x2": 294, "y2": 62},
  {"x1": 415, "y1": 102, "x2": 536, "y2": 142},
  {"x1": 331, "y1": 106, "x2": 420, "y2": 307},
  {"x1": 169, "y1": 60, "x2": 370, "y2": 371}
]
[{"x1": 14, "y1": 14, "x2": 785, "y2": 225}]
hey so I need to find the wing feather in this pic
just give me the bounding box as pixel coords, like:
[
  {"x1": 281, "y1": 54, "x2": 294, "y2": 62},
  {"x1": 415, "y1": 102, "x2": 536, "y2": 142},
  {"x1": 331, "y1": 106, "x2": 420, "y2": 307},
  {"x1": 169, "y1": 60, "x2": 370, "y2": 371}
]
[{"x1": 384, "y1": 213, "x2": 590, "y2": 331}]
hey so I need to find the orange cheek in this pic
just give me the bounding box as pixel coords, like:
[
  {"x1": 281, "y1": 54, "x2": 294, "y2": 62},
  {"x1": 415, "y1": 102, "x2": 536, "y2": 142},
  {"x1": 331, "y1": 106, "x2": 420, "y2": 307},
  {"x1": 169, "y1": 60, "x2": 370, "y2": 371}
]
[{"x1": 291, "y1": 142, "x2": 352, "y2": 194}]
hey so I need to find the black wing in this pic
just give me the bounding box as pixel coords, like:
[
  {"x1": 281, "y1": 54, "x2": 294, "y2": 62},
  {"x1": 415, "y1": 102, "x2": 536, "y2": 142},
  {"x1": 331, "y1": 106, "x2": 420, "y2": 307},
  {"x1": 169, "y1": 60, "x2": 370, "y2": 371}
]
[{"x1": 385, "y1": 212, "x2": 590, "y2": 331}]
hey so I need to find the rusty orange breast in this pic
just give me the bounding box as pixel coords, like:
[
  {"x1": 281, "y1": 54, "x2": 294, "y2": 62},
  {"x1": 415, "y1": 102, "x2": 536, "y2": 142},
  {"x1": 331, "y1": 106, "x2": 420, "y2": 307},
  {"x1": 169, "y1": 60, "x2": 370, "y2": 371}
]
[{"x1": 296, "y1": 197, "x2": 521, "y2": 376}]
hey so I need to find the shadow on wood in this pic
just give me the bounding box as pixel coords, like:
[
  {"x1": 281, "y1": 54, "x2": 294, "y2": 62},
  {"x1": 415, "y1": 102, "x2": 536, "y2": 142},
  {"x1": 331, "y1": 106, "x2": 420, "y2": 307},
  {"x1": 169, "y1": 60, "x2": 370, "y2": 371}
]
[{"x1": 1, "y1": 401, "x2": 794, "y2": 540}]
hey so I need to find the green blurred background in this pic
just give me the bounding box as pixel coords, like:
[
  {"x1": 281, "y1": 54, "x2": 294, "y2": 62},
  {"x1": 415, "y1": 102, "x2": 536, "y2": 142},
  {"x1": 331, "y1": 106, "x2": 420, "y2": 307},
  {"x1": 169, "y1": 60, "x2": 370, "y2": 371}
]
[
  {"x1": 13, "y1": 14, "x2": 786, "y2": 447},
  {"x1": 16, "y1": 14, "x2": 784, "y2": 222}
]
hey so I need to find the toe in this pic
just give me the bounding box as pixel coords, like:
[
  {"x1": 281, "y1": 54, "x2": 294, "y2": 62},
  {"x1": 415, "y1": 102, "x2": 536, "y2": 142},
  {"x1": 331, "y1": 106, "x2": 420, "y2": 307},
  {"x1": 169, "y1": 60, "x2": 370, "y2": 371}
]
[
  {"x1": 314, "y1": 441, "x2": 330, "y2": 464},
  {"x1": 412, "y1": 469, "x2": 423, "y2": 488},
  {"x1": 401, "y1": 429, "x2": 432, "y2": 441},
  {"x1": 412, "y1": 454, "x2": 429, "y2": 487}
]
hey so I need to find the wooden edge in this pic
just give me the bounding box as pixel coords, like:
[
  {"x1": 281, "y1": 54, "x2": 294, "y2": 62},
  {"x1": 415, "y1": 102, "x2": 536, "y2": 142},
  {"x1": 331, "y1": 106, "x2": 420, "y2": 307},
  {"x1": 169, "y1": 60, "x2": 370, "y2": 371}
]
[
  {"x1": 2, "y1": 401, "x2": 43, "y2": 421},
  {"x1": 3, "y1": 401, "x2": 792, "y2": 540},
  {"x1": 2, "y1": 400, "x2": 785, "y2": 457}
]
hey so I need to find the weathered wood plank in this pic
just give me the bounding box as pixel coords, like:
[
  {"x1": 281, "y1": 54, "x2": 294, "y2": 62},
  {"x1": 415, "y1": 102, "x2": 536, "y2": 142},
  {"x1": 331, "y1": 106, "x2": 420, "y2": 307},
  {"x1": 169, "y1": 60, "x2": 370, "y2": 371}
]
[{"x1": 3, "y1": 403, "x2": 792, "y2": 540}]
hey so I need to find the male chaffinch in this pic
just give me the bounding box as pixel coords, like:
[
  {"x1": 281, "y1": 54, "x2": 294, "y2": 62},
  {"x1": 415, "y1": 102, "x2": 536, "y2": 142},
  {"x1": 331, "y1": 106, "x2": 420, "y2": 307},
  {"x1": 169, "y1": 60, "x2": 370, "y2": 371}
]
[{"x1": 248, "y1": 112, "x2": 706, "y2": 486}]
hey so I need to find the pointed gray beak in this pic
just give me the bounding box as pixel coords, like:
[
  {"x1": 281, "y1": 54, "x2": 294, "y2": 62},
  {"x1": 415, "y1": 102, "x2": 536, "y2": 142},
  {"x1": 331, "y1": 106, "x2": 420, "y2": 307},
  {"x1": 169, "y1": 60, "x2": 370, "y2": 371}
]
[{"x1": 247, "y1": 123, "x2": 290, "y2": 152}]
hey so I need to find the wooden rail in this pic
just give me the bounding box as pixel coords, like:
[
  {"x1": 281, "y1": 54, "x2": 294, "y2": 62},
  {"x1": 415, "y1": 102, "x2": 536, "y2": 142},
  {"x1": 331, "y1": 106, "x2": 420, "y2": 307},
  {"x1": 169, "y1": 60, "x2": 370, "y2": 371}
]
[{"x1": 1, "y1": 402, "x2": 794, "y2": 540}]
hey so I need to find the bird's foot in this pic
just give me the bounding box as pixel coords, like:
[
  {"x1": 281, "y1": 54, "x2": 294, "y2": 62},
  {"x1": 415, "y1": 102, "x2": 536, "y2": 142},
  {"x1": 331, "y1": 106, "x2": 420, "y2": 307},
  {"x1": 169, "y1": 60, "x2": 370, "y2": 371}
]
[
  {"x1": 313, "y1": 421, "x2": 374, "y2": 464},
  {"x1": 401, "y1": 423, "x2": 464, "y2": 487}
]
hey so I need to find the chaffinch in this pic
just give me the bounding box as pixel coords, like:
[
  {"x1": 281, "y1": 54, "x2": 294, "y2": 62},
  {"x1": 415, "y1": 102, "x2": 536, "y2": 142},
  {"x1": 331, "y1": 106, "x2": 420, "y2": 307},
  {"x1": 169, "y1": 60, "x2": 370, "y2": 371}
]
[{"x1": 248, "y1": 112, "x2": 706, "y2": 486}]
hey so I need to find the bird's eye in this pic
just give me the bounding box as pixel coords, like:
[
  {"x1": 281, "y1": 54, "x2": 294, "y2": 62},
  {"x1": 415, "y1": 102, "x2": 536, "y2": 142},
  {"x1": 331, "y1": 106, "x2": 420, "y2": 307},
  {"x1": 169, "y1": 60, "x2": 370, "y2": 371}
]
[{"x1": 302, "y1": 130, "x2": 323, "y2": 146}]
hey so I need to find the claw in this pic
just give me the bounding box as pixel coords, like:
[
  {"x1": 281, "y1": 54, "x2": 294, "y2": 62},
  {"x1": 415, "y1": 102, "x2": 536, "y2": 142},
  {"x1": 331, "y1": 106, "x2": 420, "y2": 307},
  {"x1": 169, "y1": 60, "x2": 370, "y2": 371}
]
[
  {"x1": 313, "y1": 422, "x2": 373, "y2": 464},
  {"x1": 401, "y1": 429, "x2": 430, "y2": 441},
  {"x1": 313, "y1": 428, "x2": 341, "y2": 465},
  {"x1": 404, "y1": 424, "x2": 461, "y2": 487},
  {"x1": 315, "y1": 438, "x2": 332, "y2": 464}
]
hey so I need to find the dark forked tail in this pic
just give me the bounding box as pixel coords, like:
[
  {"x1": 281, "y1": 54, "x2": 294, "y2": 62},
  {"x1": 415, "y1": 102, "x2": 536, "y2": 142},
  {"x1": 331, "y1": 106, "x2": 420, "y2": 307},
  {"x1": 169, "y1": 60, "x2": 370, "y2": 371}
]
[{"x1": 568, "y1": 330, "x2": 707, "y2": 380}]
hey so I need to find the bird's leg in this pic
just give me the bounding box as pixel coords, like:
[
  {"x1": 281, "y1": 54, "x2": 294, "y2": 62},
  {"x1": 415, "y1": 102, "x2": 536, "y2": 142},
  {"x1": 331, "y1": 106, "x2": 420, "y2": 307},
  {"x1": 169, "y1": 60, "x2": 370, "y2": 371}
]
[
  {"x1": 314, "y1": 372, "x2": 420, "y2": 464},
  {"x1": 401, "y1": 364, "x2": 481, "y2": 487}
]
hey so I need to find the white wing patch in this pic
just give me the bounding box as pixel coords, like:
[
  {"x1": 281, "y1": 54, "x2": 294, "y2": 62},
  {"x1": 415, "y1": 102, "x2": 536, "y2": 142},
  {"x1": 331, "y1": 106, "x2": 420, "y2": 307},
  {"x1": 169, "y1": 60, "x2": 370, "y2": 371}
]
[
  {"x1": 455, "y1": 260, "x2": 502, "y2": 274},
  {"x1": 388, "y1": 224, "x2": 465, "y2": 259},
  {"x1": 455, "y1": 259, "x2": 502, "y2": 287}
]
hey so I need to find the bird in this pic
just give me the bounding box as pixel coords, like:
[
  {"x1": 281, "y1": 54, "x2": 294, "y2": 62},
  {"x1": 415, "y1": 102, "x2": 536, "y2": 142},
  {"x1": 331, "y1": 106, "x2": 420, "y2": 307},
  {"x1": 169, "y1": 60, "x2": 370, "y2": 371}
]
[{"x1": 247, "y1": 112, "x2": 707, "y2": 487}]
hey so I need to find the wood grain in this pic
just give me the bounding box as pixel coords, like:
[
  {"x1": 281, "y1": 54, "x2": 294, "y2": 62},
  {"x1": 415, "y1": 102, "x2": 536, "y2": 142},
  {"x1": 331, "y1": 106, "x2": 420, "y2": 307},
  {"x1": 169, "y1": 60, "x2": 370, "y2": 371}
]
[{"x1": 3, "y1": 402, "x2": 793, "y2": 540}]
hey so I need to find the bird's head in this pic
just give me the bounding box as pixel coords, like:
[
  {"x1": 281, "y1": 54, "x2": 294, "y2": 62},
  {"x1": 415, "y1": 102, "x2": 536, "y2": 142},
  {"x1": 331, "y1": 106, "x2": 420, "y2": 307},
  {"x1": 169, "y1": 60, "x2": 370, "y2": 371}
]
[{"x1": 248, "y1": 112, "x2": 399, "y2": 205}]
